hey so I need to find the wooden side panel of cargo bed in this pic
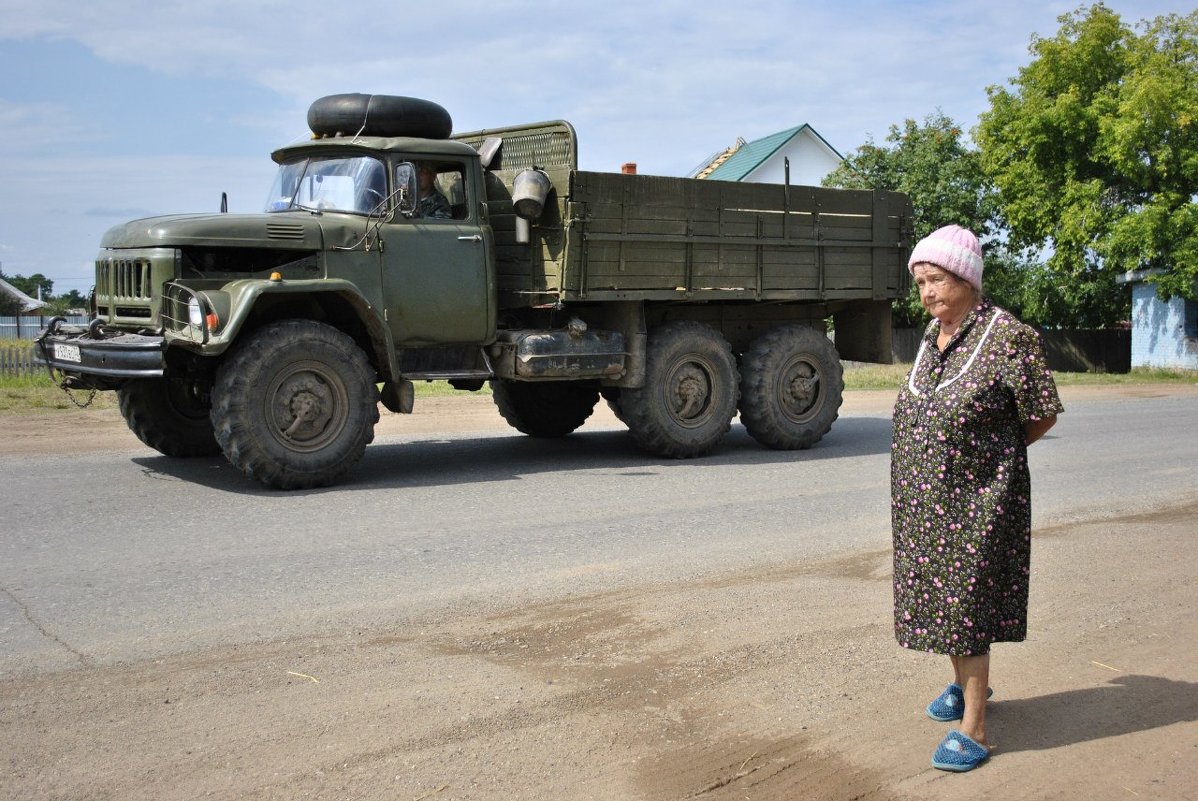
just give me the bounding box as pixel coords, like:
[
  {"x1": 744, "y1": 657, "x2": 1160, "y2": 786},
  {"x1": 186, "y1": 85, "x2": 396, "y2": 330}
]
[
  {"x1": 564, "y1": 171, "x2": 911, "y2": 302},
  {"x1": 480, "y1": 167, "x2": 571, "y2": 299}
]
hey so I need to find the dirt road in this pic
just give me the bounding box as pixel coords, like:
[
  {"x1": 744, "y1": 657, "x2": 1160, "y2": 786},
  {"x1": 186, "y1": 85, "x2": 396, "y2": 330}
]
[{"x1": 2, "y1": 386, "x2": 1195, "y2": 800}]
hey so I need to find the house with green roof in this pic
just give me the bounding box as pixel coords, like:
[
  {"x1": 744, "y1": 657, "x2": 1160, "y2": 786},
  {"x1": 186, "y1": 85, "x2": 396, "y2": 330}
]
[{"x1": 690, "y1": 124, "x2": 843, "y2": 187}]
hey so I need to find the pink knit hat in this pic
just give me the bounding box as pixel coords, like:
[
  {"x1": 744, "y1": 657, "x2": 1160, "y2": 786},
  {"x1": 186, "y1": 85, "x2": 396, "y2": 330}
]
[{"x1": 907, "y1": 224, "x2": 983, "y2": 290}]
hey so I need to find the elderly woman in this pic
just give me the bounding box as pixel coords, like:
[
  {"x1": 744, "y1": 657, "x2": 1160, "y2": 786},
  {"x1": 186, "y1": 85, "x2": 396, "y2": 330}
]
[{"x1": 891, "y1": 224, "x2": 1063, "y2": 772}]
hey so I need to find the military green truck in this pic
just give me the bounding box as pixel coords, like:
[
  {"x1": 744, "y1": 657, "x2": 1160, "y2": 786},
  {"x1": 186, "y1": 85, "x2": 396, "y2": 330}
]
[{"x1": 39, "y1": 94, "x2": 913, "y2": 489}]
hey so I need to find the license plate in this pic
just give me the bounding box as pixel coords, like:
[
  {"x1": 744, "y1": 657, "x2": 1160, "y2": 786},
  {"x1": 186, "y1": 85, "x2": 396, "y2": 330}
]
[{"x1": 53, "y1": 343, "x2": 82, "y2": 363}]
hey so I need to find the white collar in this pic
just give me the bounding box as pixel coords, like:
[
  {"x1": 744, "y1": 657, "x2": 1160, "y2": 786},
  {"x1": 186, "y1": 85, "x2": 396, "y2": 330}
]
[{"x1": 908, "y1": 309, "x2": 1006, "y2": 397}]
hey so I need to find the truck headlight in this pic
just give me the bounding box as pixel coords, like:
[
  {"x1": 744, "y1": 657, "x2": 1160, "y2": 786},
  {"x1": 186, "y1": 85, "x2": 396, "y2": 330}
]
[{"x1": 188, "y1": 296, "x2": 204, "y2": 328}]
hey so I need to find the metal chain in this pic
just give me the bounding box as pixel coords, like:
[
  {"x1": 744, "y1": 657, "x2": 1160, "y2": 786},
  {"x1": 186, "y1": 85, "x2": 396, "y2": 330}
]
[
  {"x1": 52, "y1": 369, "x2": 97, "y2": 409},
  {"x1": 34, "y1": 331, "x2": 99, "y2": 410}
]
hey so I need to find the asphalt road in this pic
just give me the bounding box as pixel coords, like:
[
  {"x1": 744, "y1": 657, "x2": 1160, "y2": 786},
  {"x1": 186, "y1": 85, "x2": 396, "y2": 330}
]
[{"x1": 2, "y1": 386, "x2": 1196, "y2": 677}]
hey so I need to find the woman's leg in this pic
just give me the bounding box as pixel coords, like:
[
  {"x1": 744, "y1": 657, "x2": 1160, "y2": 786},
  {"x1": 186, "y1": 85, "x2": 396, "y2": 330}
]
[{"x1": 956, "y1": 653, "x2": 991, "y2": 745}]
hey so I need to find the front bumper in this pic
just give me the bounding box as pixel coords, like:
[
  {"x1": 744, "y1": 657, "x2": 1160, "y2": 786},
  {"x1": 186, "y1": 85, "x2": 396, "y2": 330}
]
[{"x1": 37, "y1": 318, "x2": 165, "y2": 388}]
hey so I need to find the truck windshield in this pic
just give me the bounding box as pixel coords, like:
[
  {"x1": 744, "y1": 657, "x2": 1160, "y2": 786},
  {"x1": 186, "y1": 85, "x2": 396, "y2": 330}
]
[{"x1": 264, "y1": 156, "x2": 387, "y2": 215}]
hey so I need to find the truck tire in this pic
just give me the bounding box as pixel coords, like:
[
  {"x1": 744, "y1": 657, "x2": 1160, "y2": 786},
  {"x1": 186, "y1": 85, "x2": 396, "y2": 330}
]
[
  {"x1": 118, "y1": 378, "x2": 221, "y2": 457},
  {"x1": 307, "y1": 94, "x2": 453, "y2": 139},
  {"x1": 211, "y1": 320, "x2": 379, "y2": 490},
  {"x1": 620, "y1": 322, "x2": 739, "y2": 458},
  {"x1": 490, "y1": 380, "x2": 599, "y2": 437},
  {"x1": 739, "y1": 325, "x2": 844, "y2": 450}
]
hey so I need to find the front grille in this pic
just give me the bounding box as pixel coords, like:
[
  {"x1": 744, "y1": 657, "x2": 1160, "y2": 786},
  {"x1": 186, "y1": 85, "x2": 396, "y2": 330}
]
[
  {"x1": 95, "y1": 251, "x2": 172, "y2": 327},
  {"x1": 98, "y1": 258, "x2": 154, "y2": 301}
]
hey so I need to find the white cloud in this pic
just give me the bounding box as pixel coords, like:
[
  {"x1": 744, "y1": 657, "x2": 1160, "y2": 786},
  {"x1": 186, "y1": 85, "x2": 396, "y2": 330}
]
[
  {"x1": 0, "y1": 0, "x2": 1186, "y2": 285},
  {"x1": 0, "y1": 98, "x2": 98, "y2": 155}
]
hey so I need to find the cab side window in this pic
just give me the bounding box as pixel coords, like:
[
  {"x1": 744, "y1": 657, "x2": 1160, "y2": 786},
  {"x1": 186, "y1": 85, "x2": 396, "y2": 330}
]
[
  {"x1": 437, "y1": 170, "x2": 468, "y2": 220},
  {"x1": 398, "y1": 160, "x2": 469, "y2": 221}
]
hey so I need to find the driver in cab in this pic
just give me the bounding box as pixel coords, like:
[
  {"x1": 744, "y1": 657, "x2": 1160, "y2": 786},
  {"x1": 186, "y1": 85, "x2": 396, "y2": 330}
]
[{"x1": 416, "y1": 163, "x2": 452, "y2": 219}]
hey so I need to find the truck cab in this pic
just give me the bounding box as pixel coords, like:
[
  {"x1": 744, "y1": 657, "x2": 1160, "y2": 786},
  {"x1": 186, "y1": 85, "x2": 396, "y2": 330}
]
[{"x1": 265, "y1": 137, "x2": 495, "y2": 348}]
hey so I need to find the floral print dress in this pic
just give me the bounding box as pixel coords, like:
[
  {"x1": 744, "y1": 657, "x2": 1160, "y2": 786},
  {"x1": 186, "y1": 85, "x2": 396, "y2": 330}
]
[{"x1": 891, "y1": 301, "x2": 1063, "y2": 656}]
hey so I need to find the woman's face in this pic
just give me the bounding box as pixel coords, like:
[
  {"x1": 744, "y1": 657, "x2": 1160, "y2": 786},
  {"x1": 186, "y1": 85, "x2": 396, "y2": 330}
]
[{"x1": 913, "y1": 263, "x2": 975, "y2": 324}]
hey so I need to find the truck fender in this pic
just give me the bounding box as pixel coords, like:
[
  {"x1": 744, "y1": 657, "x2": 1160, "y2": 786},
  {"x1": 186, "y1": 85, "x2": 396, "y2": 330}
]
[{"x1": 184, "y1": 279, "x2": 401, "y2": 383}]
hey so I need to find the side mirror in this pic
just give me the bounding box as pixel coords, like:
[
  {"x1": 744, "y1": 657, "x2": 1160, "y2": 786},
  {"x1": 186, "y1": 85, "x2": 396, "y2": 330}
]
[{"x1": 394, "y1": 162, "x2": 418, "y2": 218}]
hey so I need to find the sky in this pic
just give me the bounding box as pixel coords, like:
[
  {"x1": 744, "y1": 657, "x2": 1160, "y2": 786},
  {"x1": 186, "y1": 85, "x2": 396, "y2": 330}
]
[{"x1": 0, "y1": 0, "x2": 1187, "y2": 296}]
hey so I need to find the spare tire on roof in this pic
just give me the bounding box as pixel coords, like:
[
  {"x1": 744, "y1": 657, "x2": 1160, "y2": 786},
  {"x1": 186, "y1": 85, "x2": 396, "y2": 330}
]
[{"x1": 307, "y1": 94, "x2": 453, "y2": 139}]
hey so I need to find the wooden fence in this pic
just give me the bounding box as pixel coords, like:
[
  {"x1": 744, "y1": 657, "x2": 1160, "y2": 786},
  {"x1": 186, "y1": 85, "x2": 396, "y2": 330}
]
[
  {"x1": 0, "y1": 344, "x2": 46, "y2": 379},
  {"x1": 0, "y1": 315, "x2": 89, "y2": 379},
  {"x1": 892, "y1": 327, "x2": 1131, "y2": 373}
]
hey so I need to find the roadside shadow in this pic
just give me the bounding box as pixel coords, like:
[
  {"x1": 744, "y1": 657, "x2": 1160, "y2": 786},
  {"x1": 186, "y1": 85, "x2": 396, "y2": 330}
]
[
  {"x1": 127, "y1": 455, "x2": 280, "y2": 494},
  {"x1": 127, "y1": 417, "x2": 893, "y2": 494},
  {"x1": 354, "y1": 415, "x2": 894, "y2": 490},
  {"x1": 992, "y1": 675, "x2": 1198, "y2": 753}
]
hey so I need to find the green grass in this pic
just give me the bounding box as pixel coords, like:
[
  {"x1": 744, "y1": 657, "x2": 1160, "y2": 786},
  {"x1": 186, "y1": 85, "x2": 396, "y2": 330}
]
[
  {"x1": 407, "y1": 379, "x2": 492, "y2": 398},
  {"x1": 1049, "y1": 367, "x2": 1197, "y2": 385},
  {"x1": 0, "y1": 377, "x2": 118, "y2": 412},
  {"x1": 842, "y1": 363, "x2": 911, "y2": 391}
]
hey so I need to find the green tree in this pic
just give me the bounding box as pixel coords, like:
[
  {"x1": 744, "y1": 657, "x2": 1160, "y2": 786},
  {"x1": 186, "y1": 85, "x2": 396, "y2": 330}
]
[
  {"x1": 35, "y1": 289, "x2": 90, "y2": 315},
  {"x1": 825, "y1": 112, "x2": 998, "y2": 239},
  {"x1": 824, "y1": 113, "x2": 1004, "y2": 325},
  {"x1": 977, "y1": 4, "x2": 1198, "y2": 322}
]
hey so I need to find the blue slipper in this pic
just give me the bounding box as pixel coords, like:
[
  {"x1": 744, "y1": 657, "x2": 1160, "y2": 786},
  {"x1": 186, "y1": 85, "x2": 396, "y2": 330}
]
[
  {"x1": 925, "y1": 683, "x2": 994, "y2": 721},
  {"x1": 931, "y1": 730, "x2": 990, "y2": 772}
]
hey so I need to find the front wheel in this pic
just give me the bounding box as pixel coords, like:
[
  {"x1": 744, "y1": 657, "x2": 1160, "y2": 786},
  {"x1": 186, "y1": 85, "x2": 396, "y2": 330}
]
[
  {"x1": 619, "y1": 322, "x2": 739, "y2": 458},
  {"x1": 739, "y1": 325, "x2": 844, "y2": 449},
  {"x1": 118, "y1": 378, "x2": 221, "y2": 457},
  {"x1": 211, "y1": 320, "x2": 379, "y2": 490}
]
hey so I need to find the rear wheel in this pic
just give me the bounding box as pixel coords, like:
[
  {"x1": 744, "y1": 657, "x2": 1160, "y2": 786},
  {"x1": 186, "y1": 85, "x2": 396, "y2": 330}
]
[
  {"x1": 619, "y1": 322, "x2": 739, "y2": 458},
  {"x1": 739, "y1": 325, "x2": 843, "y2": 449},
  {"x1": 490, "y1": 380, "x2": 600, "y2": 438},
  {"x1": 118, "y1": 378, "x2": 221, "y2": 457},
  {"x1": 211, "y1": 320, "x2": 379, "y2": 490}
]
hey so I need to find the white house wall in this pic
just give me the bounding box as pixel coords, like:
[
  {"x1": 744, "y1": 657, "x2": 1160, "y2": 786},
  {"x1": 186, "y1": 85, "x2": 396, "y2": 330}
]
[{"x1": 745, "y1": 133, "x2": 842, "y2": 187}]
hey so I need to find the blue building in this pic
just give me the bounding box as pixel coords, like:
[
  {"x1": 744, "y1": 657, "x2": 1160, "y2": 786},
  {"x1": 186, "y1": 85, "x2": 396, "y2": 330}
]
[{"x1": 1118, "y1": 270, "x2": 1198, "y2": 369}]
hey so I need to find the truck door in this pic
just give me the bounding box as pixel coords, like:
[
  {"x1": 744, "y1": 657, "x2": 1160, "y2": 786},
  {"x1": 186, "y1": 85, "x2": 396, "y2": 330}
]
[{"x1": 379, "y1": 159, "x2": 494, "y2": 346}]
